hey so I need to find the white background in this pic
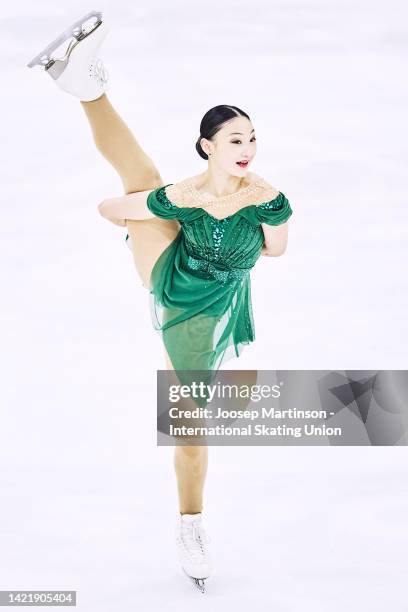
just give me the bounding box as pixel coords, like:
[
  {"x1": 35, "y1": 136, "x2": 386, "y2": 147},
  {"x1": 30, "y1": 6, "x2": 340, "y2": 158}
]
[{"x1": 1, "y1": 0, "x2": 407, "y2": 609}]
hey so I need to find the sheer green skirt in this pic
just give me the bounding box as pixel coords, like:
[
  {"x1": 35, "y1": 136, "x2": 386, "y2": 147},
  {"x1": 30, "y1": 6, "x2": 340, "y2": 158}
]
[{"x1": 148, "y1": 230, "x2": 255, "y2": 407}]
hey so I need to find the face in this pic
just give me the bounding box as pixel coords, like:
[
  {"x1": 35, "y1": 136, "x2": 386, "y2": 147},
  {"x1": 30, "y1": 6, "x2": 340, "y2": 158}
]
[{"x1": 201, "y1": 116, "x2": 257, "y2": 177}]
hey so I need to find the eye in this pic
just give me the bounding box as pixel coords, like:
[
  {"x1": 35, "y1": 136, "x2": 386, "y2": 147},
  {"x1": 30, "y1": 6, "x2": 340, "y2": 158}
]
[{"x1": 231, "y1": 137, "x2": 256, "y2": 144}]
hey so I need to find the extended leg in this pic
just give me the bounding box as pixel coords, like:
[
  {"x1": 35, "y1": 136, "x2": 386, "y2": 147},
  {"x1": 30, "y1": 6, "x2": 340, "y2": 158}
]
[
  {"x1": 80, "y1": 93, "x2": 162, "y2": 194},
  {"x1": 80, "y1": 93, "x2": 180, "y2": 288}
]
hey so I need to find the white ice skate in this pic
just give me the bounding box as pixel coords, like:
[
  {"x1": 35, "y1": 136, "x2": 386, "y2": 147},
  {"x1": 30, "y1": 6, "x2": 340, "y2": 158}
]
[
  {"x1": 27, "y1": 10, "x2": 110, "y2": 102},
  {"x1": 176, "y1": 513, "x2": 212, "y2": 593}
]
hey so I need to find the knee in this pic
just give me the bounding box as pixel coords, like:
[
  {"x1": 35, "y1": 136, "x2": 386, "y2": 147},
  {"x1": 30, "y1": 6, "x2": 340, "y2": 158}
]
[
  {"x1": 141, "y1": 170, "x2": 164, "y2": 190},
  {"x1": 175, "y1": 444, "x2": 207, "y2": 460},
  {"x1": 123, "y1": 171, "x2": 164, "y2": 195}
]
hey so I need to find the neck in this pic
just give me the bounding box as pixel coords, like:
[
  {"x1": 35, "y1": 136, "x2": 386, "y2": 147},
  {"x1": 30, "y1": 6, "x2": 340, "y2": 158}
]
[{"x1": 196, "y1": 170, "x2": 249, "y2": 198}]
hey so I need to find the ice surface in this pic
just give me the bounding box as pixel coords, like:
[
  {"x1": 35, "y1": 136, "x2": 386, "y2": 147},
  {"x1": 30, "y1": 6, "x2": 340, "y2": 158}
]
[{"x1": 1, "y1": 0, "x2": 407, "y2": 609}]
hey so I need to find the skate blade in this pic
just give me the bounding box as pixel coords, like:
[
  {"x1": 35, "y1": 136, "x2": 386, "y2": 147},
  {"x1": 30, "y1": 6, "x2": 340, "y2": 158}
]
[
  {"x1": 191, "y1": 577, "x2": 206, "y2": 593},
  {"x1": 27, "y1": 10, "x2": 103, "y2": 69},
  {"x1": 182, "y1": 569, "x2": 207, "y2": 593}
]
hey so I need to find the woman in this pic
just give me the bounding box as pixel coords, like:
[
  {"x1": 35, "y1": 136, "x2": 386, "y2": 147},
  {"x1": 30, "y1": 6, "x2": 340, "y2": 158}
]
[{"x1": 28, "y1": 11, "x2": 293, "y2": 593}]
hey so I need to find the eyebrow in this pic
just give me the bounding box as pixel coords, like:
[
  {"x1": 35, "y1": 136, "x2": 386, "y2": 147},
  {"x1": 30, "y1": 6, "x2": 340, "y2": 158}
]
[{"x1": 229, "y1": 129, "x2": 255, "y2": 136}]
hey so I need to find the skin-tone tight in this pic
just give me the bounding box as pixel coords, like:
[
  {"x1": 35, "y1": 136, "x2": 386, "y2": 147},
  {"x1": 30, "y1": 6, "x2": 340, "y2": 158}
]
[{"x1": 80, "y1": 93, "x2": 207, "y2": 516}]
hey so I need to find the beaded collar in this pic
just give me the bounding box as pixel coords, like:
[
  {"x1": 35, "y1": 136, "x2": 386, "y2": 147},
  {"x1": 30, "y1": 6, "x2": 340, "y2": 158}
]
[{"x1": 182, "y1": 174, "x2": 265, "y2": 209}]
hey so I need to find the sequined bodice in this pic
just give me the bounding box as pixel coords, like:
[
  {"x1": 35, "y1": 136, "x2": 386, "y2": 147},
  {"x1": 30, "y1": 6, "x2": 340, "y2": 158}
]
[
  {"x1": 154, "y1": 178, "x2": 287, "y2": 276},
  {"x1": 125, "y1": 174, "x2": 293, "y2": 287}
]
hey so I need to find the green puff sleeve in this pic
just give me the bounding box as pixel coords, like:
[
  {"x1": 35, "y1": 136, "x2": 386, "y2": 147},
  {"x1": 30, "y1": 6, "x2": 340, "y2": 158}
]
[
  {"x1": 255, "y1": 191, "x2": 293, "y2": 225},
  {"x1": 146, "y1": 184, "x2": 181, "y2": 220}
]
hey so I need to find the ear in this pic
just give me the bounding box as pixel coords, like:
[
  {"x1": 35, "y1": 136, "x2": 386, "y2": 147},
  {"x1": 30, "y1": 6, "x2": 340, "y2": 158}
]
[{"x1": 200, "y1": 137, "x2": 211, "y2": 156}]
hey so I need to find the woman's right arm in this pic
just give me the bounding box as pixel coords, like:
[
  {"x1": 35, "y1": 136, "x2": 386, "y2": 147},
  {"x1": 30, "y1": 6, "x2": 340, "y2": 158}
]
[{"x1": 97, "y1": 190, "x2": 156, "y2": 227}]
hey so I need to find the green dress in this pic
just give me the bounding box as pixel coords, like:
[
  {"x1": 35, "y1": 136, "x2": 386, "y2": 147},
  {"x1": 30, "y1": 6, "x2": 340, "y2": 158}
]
[{"x1": 125, "y1": 183, "x2": 293, "y2": 405}]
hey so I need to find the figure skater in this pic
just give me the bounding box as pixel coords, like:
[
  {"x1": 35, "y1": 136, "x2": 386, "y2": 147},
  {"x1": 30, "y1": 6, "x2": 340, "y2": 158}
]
[{"x1": 27, "y1": 11, "x2": 293, "y2": 593}]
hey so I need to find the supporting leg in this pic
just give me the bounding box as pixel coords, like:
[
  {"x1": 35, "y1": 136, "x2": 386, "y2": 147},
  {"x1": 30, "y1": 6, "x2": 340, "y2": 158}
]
[
  {"x1": 163, "y1": 346, "x2": 208, "y2": 515},
  {"x1": 174, "y1": 444, "x2": 208, "y2": 515}
]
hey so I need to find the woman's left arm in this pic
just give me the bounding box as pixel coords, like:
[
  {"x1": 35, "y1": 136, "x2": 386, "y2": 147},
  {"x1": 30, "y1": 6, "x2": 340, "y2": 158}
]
[{"x1": 261, "y1": 221, "x2": 289, "y2": 256}]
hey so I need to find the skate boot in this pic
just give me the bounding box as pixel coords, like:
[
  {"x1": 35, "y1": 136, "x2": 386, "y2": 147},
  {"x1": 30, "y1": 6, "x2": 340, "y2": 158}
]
[
  {"x1": 176, "y1": 512, "x2": 212, "y2": 593},
  {"x1": 27, "y1": 10, "x2": 110, "y2": 102}
]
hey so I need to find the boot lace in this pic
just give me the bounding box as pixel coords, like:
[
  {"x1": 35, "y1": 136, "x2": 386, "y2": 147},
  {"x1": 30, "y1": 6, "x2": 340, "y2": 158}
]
[
  {"x1": 180, "y1": 521, "x2": 211, "y2": 563},
  {"x1": 92, "y1": 58, "x2": 109, "y2": 88}
]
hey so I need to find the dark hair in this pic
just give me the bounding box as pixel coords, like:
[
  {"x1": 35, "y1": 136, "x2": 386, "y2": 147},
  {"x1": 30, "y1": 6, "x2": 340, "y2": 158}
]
[{"x1": 195, "y1": 104, "x2": 251, "y2": 160}]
